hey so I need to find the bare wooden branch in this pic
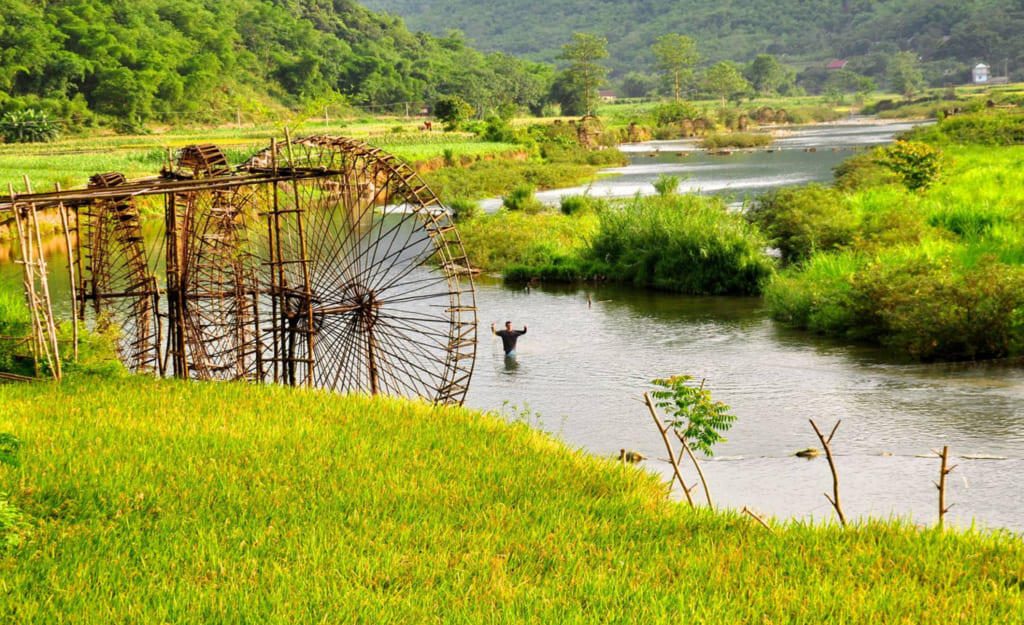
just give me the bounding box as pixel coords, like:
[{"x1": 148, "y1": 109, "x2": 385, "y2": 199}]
[
  {"x1": 809, "y1": 419, "x2": 847, "y2": 527},
  {"x1": 937, "y1": 445, "x2": 956, "y2": 530},
  {"x1": 644, "y1": 391, "x2": 695, "y2": 507},
  {"x1": 741, "y1": 506, "x2": 775, "y2": 533},
  {"x1": 675, "y1": 429, "x2": 713, "y2": 507}
]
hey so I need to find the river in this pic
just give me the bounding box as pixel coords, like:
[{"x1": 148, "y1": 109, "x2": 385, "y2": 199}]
[
  {"x1": 467, "y1": 120, "x2": 1024, "y2": 533},
  {"x1": 4, "y1": 120, "x2": 1023, "y2": 532}
]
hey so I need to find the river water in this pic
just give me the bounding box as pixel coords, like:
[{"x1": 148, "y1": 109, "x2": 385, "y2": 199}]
[
  {"x1": 467, "y1": 120, "x2": 1024, "y2": 533},
  {"x1": 4, "y1": 121, "x2": 1023, "y2": 532}
]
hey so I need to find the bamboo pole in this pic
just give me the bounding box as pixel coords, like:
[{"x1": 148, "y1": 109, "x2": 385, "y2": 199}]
[
  {"x1": 56, "y1": 188, "x2": 79, "y2": 362},
  {"x1": 10, "y1": 186, "x2": 41, "y2": 378},
  {"x1": 27, "y1": 197, "x2": 62, "y2": 380}
]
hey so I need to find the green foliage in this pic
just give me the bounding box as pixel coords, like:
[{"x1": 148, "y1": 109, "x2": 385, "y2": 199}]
[
  {"x1": 703, "y1": 62, "x2": 750, "y2": 107},
  {"x1": 845, "y1": 254, "x2": 1024, "y2": 360},
  {"x1": 588, "y1": 194, "x2": 774, "y2": 295},
  {"x1": 457, "y1": 208, "x2": 597, "y2": 276},
  {"x1": 887, "y1": 51, "x2": 924, "y2": 100},
  {"x1": 559, "y1": 193, "x2": 607, "y2": 215},
  {"x1": 650, "y1": 375, "x2": 736, "y2": 456},
  {"x1": 700, "y1": 132, "x2": 772, "y2": 149},
  {"x1": 0, "y1": 433, "x2": 26, "y2": 551},
  {"x1": 554, "y1": 32, "x2": 609, "y2": 115},
  {"x1": 747, "y1": 184, "x2": 857, "y2": 265},
  {"x1": 502, "y1": 183, "x2": 545, "y2": 213},
  {"x1": 832, "y1": 151, "x2": 898, "y2": 191},
  {"x1": 447, "y1": 196, "x2": 482, "y2": 223},
  {"x1": 875, "y1": 141, "x2": 944, "y2": 191},
  {"x1": 652, "y1": 174, "x2": 680, "y2": 197},
  {"x1": 0, "y1": 109, "x2": 59, "y2": 143},
  {"x1": 903, "y1": 112, "x2": 1024, "y2": 146},
  {"x1": 434, "y1": 95, "x2": 475, "y2": 130},
  {"x1": 0, "y1": 433, "x2": 21, "y2": 469},
  {"x1": 652, "y1": 34, "x2": 700, "y2": 102},
  {"x1": 650, "y1": 101, "x2": 701, "y2": 127}
]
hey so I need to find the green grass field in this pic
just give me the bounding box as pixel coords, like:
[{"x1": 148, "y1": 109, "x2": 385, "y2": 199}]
[
  {"x1": 0, "y1": 121, "x2": 516, "y2": 194},
  {"x1": 2, "y1": 376, "x2": 1023, "y2": 623}
]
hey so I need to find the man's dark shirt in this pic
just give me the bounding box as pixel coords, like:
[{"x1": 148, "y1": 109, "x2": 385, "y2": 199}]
[{"x1": 495, "y1": 328, "x2": 526, "y2": 354}]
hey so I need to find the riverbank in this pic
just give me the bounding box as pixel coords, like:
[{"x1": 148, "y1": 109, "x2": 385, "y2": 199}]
[{"x1": 2, "y1": 375, "x2": 1022, "y2": 623}]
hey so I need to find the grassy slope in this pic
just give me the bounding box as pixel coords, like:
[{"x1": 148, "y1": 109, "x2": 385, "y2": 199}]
[{"x1": 2, "y1": 376, "x2": 1023, "y2": 623}]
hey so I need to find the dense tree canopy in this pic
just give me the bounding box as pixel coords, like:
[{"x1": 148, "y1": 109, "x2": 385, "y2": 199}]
[
  {"x1": 0, "y1": 0, "x2": 552, "y2": 129},
  {"x1": 363, "y1": 0, "x2": 1024, "y2": 87}
]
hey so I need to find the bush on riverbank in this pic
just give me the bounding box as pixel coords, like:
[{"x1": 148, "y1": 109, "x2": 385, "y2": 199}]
[
  {"x1": 587, "y1": 195, "x2": 774, "y2": 295},
  {"x1": 2, "y1": 376, "x2": 1024, "y2": 622},
  {"x1": 761, "y1": 135, "x2": 1024, "y2": 360},
  {"x1": 700, "y1": 132, "x2": 772, "y2": 150},
  {"x1": 458, "y1": 194, "x2": 775, "y2": 295}
]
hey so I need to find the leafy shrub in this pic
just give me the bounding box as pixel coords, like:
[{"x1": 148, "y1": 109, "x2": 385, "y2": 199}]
[
  {"x1": 701, "y1": 132, "x2": 772, "y2": 149},
  {"x1": 746, "y1": 184, "x2": 857, "y2": 265},
  {"x1": 903, "y1": 112, "x2": 1024, "y2": 146},
  {"x1": 652, "y1": 174, "x2": 679, "y2": 197},
  {"x1": 832, "y1": 151, "x2": 898, "y2": 191},
  {"x1": 559, "y1": 194, "x2": 608, "y2": 216},
  {"x1": 767, "y1": 250, "x2": 1024, "y2": 360},
  {"x1": 502, "y1": 183, "x2": 546, "y2": 213},
  {"x1": 481, "y1": 115, "x2": 518, "y2": 143},
  {"x1": 447, "y1": 197, "x2": 482, "y2": 223},
  {"x1": 847, "y1": 255, "x2": 1024, "y2": 360},
  {"x1": 875, "y1": 141, "x2": 944, "y2": 191},
  {"x1": 650, "y1": 102, "x2": 701, "y2": 126},
  {"x1": 0, "y1": 109, "x2": 59, "y2": 143},
  {"x1": 433, "y1": 95, "x2": 474, "y2": 130},
  {"x1": 588, "y1": 194, "x2": 774, "y2": 295}
]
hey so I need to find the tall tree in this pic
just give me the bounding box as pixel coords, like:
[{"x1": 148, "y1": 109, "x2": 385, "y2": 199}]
[
  {"x1": 555, "y1": 32, "x2": 608, "y2": 115},
  {"x1": 745, "y1": 54, "x2": 790, "y2": 96},
  {"x1": 653, "y1": 34, "x2": 700, "y2": 102},
  {"x1": 704, "y1": 61, "x2": 749, "y2": 108},
  {"x1": 887, "y1": 51, "x2": 924, "y2": 100}
]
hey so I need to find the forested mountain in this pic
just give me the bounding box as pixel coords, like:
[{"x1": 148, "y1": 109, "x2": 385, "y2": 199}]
[
  {"x1": 361, "y1": 0, "x2": 1024, "y2": 85},
  {"x1": 0, "y1": 0, "x2": 551, "y2": 129}
]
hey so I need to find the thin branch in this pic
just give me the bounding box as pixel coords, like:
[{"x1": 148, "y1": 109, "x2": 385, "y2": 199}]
[
  {"x1": 741, "y1": 506, "x2": 775, "y2": 533},
  {"x1": 644, "y1": 391, "x2": 695, "y2": 507},
  {"x1": 675, "y1": 430, "x2": 713, "y2": 508},
  {"x1": 809, "y1": 419, "x2": 847, "y2": 527}
]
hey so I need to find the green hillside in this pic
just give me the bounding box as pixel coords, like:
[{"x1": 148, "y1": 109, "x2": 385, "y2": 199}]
[
  {"x1": 361, "y1": 0, "x2": 1023, "y2": 85},
  {"x1": 0, "y1": 0, "x2": 550, "y2": 130}
]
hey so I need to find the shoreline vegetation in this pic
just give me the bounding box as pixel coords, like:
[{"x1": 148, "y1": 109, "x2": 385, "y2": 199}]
[{"x1": 2, "y1": 376, "x2": 1024, "y2": 622}]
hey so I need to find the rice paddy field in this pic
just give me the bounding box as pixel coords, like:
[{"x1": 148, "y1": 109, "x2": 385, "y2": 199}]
[
  {"x1": 1, "y1": 376, "x2": 1023, "y2": 623},
  {"x1": 0, "y1": 120, "x2": 517, "y2": 194}
]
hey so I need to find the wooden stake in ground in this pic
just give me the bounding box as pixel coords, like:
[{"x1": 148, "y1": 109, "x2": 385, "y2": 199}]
[
  {"x1": 809, "y1": 419, "x2": 846, "y2": 527},
  {"x1": 933, "y1": 445, "x2": 957, "y2": 530},
  {"x1": 56, "y1": 188, "x2": 79, "y2": 362}
]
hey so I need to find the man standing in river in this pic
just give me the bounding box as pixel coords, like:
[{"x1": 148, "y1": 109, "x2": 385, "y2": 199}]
[{"x1": 492, "y1": 321, "x2": 527, "y2": 356}]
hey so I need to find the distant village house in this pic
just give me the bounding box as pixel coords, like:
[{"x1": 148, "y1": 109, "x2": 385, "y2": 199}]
[
  {"x1": 598, "y1": 90, "x2": 617, "y2": 101},
  {"x1": 827, "y1": 60, "x2": 848, "y2": 70},
  {"x1": 973, "y1": 63, "x2": 990, "y2": 83}
]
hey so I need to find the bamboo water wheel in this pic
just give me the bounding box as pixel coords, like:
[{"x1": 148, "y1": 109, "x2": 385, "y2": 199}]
[{"x1": 0, "y1": 136, "x2": 478, "y2": 405}]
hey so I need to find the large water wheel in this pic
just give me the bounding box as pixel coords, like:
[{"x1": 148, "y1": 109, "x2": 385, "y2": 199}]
[{"x1": 21, "y1": 135, "x2": 478, "y2": 405}]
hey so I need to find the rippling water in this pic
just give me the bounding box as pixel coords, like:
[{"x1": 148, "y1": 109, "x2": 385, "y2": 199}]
[{"x1": 467, "y1": 121, "x2": 1024, "y2": 532}]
